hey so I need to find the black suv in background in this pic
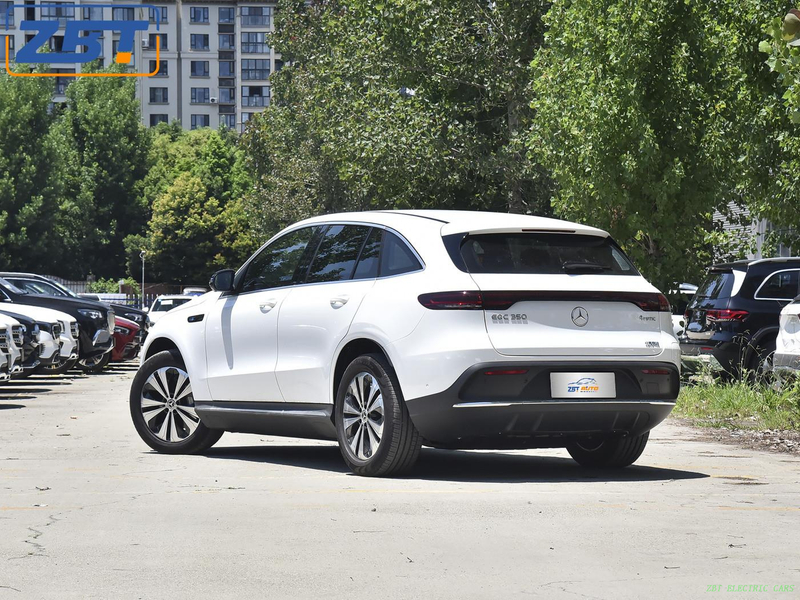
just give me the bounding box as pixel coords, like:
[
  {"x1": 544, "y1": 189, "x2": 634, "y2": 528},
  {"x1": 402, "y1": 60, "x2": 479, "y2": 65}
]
[
  {"x1": 0, "y1": 277, "x2": 114, "y2": 362},
  {"x1": 681, "y1": 258, "x2": 800, "y2": 376},
  {"x1": 0, "y1": 272, "x2": 148, "y2": 330}
]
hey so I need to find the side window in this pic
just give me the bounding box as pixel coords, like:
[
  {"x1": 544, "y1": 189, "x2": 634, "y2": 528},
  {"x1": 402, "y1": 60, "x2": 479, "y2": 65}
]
[
  {"x1": 756, "y1": 270, "x2": 800, "y2": 300},
  {"x1": 240, "y1": 227, "x2": 316, "y2": 293},
  {"x1": 306, "y1": 225, "x2": 371, "y2": 283},
  {"x1": 379, "y1": 231, "x2": 422, "y2": 277},
  {"x1": 353, "y1": 228, "x2": 382, "y2": 280}
]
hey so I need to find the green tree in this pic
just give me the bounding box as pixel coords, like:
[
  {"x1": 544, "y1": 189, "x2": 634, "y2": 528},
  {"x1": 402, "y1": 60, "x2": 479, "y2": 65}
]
[
  {"x1": 531, "y1": 0, "x2": 788, "y2": 292},
  {"x1": 55, "y1": 62, "x2": 150, "y2": 278},
  {"x1": 0, "y1": 70, "x2": 64, "y2": 272},
  {"x1": 244, "y1": 0, "x2": 554, "y2": 238}
]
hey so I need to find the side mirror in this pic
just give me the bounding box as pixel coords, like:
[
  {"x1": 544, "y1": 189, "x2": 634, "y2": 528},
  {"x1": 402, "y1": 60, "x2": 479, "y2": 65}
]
[{"x1": 210, "y1": 269, "x2": 236, "y2": 293}]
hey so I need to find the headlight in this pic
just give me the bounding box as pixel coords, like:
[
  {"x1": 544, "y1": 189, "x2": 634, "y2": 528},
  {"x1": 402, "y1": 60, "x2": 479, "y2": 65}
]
[
  {"x1": 114, "y1": 326, "x2": 131, "y2": 335},
  {"x1": 78, "y1": 309, "x2": 103, "y2": 320}
]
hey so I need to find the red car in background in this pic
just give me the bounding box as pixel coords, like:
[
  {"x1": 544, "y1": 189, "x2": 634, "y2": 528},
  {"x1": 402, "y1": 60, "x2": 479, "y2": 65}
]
[{"x1": 112, "y1": 316, "x2": 141, "y2": 362}]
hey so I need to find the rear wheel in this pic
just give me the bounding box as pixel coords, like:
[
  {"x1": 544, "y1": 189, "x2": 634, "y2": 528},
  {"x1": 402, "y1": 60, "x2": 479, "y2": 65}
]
[
  {"x1": 566, "y1": 432, "x2": 649, "y2": 468},
  {"x1": 129, "y1": 350, "x2": 222, "y2": 454},
  {"x1": 334, "y1": 354, "x2": 421, "y2": 477},
  {"x1": 748, "y1": 337, "x2": 776, "y2": 382}
]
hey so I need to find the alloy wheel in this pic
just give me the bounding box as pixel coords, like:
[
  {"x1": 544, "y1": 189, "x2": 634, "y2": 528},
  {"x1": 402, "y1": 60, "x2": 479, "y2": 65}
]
[
  {"x1": 342, "y1": 372, "x2": 385, "y2": 460},
  {"x1": 140, "y1": 366, "x2": 200, "y2": 443}
]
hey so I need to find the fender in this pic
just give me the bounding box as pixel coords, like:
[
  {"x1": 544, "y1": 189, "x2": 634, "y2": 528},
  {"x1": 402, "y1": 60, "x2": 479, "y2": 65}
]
[{"x1": 741, "y1": 326, "x2": 779, "y2": 367}]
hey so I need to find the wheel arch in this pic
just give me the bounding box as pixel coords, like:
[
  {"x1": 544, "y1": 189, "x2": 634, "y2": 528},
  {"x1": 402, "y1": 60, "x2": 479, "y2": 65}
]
[
  {"x1": 331, "y1": 337, "x2": 398, "y2": 414},
  {"x1": 143, "y1": 336, "x2": 182, "y2": 362},
  {"x1": 742, "y1": 326, "x2": 779, "y2": 367}
]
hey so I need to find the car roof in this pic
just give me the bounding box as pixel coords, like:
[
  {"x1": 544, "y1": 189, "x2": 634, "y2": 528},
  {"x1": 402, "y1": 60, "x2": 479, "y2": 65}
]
[
  {"x1": 711, "y1": 257, "x2": 800, "y2": 271},
  {"x1": 294, "y1": 210, "x2": 607, "y2": 237},
  {"x1": 0, "y1": 272, "x2": 45, "y2": 279}
]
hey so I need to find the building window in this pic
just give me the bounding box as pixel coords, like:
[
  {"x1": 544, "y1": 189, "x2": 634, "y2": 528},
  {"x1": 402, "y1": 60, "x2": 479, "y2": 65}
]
[
  {"x1": 191, "y1": 87, "x2": 210, "y2": 104},
  {"x1": 190, "y1": 60, "x2": 209, "y2": 77},
  {"x1": 191, "y1": 114, "x2": 210, "y2": 130},
  {"x1": 241, "y1": 32, "x2": 269, "y2": 54},
  {"x1": 190, "y1": 34, "x2": 209, "y2": 51},
  {"x1": 219, "y1": 60, "x2": 235, "y2": 77},
  {"x1": 219, "y1": 88, "x2": 235, "y2": 103},
  {"x1": 149, "y1": 6, "x2": 167, "y2": 23},
  {"x1": 220, "y1": 114, "x2": 236, "y2": 129},
  {"x1": 0, "y1": 2, "x2": 14, "y2": 26},
  {"x1": 54, "y1": 72, "x2": 73, "y2": 95},
  {"x1": 40, "y1": 2, "x2": 75, "y2": 22},
  {"x1": 81, "y1": 5, "x2": 101, "y2": 20},
  {"x1": 242, "y1": 59, "x2": 269, "y2": 81},
  {"x1": 241, "y1": 85, "x2": 269, "y2": 107},
  {"x1": 147, "y1": 33, "x2": 167, "y2": 50},
  {"x1": 149, "y1": 87, "x2": 168, "y2": 104},
  {"x1": 112, "y1": 7, "x2": 134, "y2": 21},
  {"x1": 149, "y1": 60, "x2": 168, "y2": 76},
  {"x1": 112, "y1": 40, "x2": 134, "y2": 65},
  {"x1": 241, "y1": 6, "x2": 270, "y2": 26},
  {"x1": 218, "y1": 7, "x2": 234, "y2": 24},
  {"x1": 0, "y1": 35, "x2": 13, "y2": 60},
  {"x1": 219, "y1": 34, "x2": 234, "y2": 50},
  {"x1": 189, "y1": 7, "x2": 208, "y2": 23},
  {"x1": 150, "y1": 114, "x2": 169, "y2": 126}
]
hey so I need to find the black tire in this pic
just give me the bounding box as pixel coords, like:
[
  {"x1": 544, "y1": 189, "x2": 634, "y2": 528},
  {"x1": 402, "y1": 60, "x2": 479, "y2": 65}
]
[
  {"x1": 130, "y1": 350, "x2": 222, "y2": 455},
  {"x1": 77, "y1": 351, "x2": 111, "y2": 374},
  {"x1": 334, "y1": 353, "x2": 421, "y2": 477},
  {"x1": 566, "y1": 432, "x2": 649, "y2": 468},
  {"x1": 37, "y1": 357, "x2": 78, "y2": 376},
  {"x1": 748, "y1": 337, "x2": 776, "y2": 382}
]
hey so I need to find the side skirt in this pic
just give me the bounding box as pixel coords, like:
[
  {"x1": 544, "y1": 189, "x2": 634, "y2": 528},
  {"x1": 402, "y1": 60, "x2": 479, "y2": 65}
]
[{"x1": 195, "y1": 401, "x2": 337, "y2": 441}]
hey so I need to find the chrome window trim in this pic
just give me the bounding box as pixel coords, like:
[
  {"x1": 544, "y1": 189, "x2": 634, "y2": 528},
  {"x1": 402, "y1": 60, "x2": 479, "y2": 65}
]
[{"x1": 754, "y1": 268, "x2": 800, "y2": 302}]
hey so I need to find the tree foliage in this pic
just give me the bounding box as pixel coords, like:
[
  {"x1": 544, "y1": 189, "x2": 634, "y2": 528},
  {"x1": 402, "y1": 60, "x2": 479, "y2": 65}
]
[
  {"x1": 530, "y1": 0, "x2": 788, "y2": 292},
  {"x1": 243, "y1": 0, "x2": 554, "y2": 238}
]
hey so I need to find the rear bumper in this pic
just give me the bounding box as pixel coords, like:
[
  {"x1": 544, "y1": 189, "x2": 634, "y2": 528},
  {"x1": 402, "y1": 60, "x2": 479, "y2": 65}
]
[
  {"x1": 680, "y1": 339, "x2": 739, "y2": 373},
  {"x1": 773, "y1": 352, "x2": 800, "y2": 381},
  {"x1": 405, "y1": 361, "x2": 679, "y2": 448}
]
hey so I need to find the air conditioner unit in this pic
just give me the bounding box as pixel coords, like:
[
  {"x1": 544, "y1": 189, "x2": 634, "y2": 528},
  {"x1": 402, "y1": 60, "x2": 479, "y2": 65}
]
[
  {"x1": 141, "y1": 39, "x2": 149, "y2": 49},
  {"x1": 210, "y1": 97, "x2": 217, "y2": 104}
]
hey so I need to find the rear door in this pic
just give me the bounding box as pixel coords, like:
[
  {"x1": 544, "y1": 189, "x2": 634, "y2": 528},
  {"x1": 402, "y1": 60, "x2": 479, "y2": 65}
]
[{"x1": 457, "y1": 232, "x2": 664, "y2": 357}]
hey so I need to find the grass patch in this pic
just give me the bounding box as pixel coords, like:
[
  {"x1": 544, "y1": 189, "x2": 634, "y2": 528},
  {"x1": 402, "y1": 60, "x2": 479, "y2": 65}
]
[{"x1": 675, "y1": 380, "x2": 800, "y2": 431}]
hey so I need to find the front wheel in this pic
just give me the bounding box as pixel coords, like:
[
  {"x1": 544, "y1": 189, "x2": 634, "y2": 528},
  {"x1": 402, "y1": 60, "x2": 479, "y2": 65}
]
[
  {"x1": 38, "y1": 357, "x2": 78, "y2": 376},
  {"x1": 77, "y1": 351, "x2": 110, "y2": 374},
  {"x1": 566, "y1": 432, "x2": 649, "y2": 468},
  {"x1": 334, "y1": 354, "x2": 421, "y2": 477},
  {"x1": 129, "y1": 350, "x2": 222, "y2": 454}
]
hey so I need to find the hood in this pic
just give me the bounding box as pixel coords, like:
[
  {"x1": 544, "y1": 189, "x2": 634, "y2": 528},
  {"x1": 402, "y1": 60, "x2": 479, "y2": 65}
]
[{"x1": 0, "y1": 303, "x2": 73, "y2": 324}]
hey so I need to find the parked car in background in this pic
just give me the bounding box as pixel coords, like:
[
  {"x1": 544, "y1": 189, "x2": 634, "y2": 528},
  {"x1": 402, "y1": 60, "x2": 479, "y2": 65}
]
[
  {"x1": 681, "y1": 258, "x2": 800, "y2": 377},
  {"x1": 0, "y1": 277, "x2": 114, "y2": 368},
  {"x1": 0, "y1": 314, "x2": 24, "y2": 379},
  {"x1": 774, "y1": 296, "x2": 800, "y2": 382},
  {"x1": 112, "y1": 316, "x2": 141, "y2": 362},
  {"x1": 0, "y1": 273, "x2": 148, "y2": 333},
  {"x1": 146, "y1": 295, "x2": 193, "y2": 324},
  {"x1": 182, "y1": 287, "x2": 207, "y2": 296},
  {"x1": 0, "y1": 305, "x2": 64, "y2": 377},
  {"x1": 131, "y1": 210, "x2": 680, "y2": 476},
  {"x1": 671, "y1": 283, "x2": 697, "y2": 338}
]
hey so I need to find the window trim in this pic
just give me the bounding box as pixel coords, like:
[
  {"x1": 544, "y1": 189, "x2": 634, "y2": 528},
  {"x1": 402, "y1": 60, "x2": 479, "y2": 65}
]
[
  {"x1": 233, "y1": 222, "x2": 424, "y2": 296},
  {"x1": 753, "y1": 269, "x2": 800, "y2": 302}
]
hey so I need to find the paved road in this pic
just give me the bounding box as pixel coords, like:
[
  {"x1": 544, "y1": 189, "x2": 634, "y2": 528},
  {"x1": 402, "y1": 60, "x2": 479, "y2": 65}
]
[{"x1": 1, "y1": 365, "x2": 799, "y2": 599}]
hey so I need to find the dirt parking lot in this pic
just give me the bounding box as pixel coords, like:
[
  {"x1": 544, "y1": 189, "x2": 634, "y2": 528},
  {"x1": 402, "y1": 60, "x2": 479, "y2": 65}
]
[{"x1": 1, "y1": 366, "x2": 799, "y2": 599}]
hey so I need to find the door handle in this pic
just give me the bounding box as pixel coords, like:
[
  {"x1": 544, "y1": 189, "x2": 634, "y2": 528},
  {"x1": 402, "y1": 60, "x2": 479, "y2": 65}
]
[
  {"x1": 259, "y1": 299, "x2": 277, "y2": 313},
  {"x1": 330, "y1": 296, "x2": 350, "y2": 308}
]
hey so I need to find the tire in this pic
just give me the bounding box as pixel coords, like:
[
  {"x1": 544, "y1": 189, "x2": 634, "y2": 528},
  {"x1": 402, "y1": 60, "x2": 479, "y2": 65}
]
[
  {"x1": 129, "y1": 350, "x2": 222, "y2": 455},
  {"x1": 748, "y1": 337, "x2": 776, "y2": 382},
  {"x1": 77, "y1": 351, "x2": 111, "y2": 374},
  {"x1": 566, "y1": 432, "x2": 649, "y2": 468},
  {"x1": 334, "y1": 353, "x2": 421, "y2": 477},
  {"x1": 37, "y1": 357, "x2": 78, "y2": 376}
]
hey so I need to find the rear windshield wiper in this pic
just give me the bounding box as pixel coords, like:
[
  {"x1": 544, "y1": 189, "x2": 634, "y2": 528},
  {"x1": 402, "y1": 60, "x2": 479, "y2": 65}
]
[{"x1": 562, "y1": 261, "x2": 610, "y2": 273}]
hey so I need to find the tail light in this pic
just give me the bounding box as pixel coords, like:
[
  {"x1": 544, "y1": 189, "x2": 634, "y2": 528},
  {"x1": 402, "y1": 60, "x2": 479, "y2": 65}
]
[
  {"x1": 418, "y1": 291, "x2": 671, "y2": 311},
  {"x1": 706, "y1": 309, "x2": 749, "y2": 322},
  {"x1": 417, "y1": 291, "x2": 483, "y2": 310}
]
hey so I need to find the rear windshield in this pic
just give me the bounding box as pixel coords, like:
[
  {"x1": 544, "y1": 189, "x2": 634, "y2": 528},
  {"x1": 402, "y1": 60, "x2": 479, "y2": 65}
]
[
  {"x1": 459, "y1": 233, "x2": 639, "y2": 275},
  {"x1": 695, "y1": 271, "x2": 734, "y2": 300}
]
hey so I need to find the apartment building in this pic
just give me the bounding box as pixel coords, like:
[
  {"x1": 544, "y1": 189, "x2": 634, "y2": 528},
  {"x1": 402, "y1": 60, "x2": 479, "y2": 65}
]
[{"x1": 0, "y1": 0, "x2": 279, "y2": 132}]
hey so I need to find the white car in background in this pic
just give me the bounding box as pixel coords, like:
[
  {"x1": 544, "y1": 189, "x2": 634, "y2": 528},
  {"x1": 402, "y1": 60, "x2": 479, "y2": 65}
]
[
  {"x1": 671, "y1": 283, "x2": 698, "y2": 337},
  {"x1": 774, "y1": 297, "x2": 800, "y2": 381},
  {"x1": 0, "y1": 304, "x2": 79, "y2": 372},
  {"x1": 131, "y1": 210, "x2": 680, "y2": 476},
  {"x1": 0, "y1": 314, "x2": 24, "y2": 379},
  {"x1": 146, "y1": 295, "x2": 194, "y2": 325}
]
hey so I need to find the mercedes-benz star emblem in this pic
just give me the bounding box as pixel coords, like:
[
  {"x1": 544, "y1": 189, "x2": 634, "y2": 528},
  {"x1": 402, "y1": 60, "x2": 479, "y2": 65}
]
[{"x1": 571, "y1": 306, "x2": 588, "y2": 327}]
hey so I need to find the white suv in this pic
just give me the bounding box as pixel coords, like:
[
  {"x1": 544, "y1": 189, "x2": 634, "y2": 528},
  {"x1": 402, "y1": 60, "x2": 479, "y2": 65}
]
[{"x1": 131, "y1": 211, "x2": 680, "y2": 476}]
